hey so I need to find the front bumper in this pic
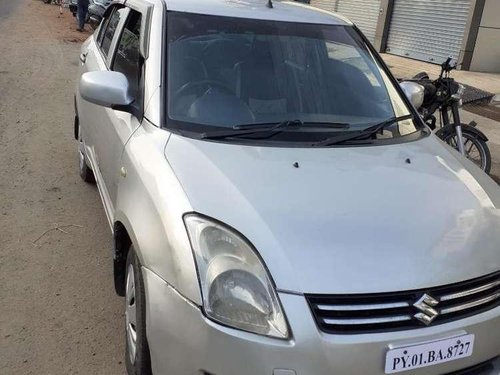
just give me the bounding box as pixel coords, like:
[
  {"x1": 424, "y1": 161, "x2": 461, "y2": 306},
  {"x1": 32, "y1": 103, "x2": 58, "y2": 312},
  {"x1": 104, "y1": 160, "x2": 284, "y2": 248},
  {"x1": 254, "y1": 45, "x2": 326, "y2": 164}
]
[{"x1": 143, "y1": 268, "x2": 500, "y2": 375}]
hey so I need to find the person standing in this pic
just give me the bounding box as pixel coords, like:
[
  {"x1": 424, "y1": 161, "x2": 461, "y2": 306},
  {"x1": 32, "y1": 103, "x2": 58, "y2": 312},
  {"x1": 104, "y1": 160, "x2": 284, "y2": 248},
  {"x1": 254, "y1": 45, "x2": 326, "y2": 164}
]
[{"x1": 76, "y1": 0, "x2": 89, "y2": 32}]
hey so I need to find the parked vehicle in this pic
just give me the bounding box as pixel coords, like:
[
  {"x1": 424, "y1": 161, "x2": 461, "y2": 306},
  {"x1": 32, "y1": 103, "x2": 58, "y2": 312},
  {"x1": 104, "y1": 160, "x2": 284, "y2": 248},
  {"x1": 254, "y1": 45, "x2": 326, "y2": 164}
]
[
  {"x1": 69, "y1": 0, "x2": 109, "y2": 24},
  {"x1": 401, "y1": 58, "x2": 491, "y2": 173},
  {"x1": 75, "y1": 1, "x2": 500, "y2": 374},
  {"x1": 88, "y1": 0, "x2": 111, "y2": 29}
]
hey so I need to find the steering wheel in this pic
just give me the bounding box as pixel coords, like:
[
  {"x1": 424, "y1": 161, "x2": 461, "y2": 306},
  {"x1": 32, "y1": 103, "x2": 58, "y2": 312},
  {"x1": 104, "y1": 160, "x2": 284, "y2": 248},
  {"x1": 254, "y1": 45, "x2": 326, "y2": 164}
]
[{"x1": 173, "y1": 80, "x2": 234, "y2": 103}]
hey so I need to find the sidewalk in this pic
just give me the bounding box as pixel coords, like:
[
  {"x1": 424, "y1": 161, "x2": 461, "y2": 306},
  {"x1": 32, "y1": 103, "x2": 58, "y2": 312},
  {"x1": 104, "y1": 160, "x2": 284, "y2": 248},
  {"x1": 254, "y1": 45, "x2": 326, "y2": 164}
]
[{"x1": 382, "y1": 54, "x2": 500, "y2": 95}]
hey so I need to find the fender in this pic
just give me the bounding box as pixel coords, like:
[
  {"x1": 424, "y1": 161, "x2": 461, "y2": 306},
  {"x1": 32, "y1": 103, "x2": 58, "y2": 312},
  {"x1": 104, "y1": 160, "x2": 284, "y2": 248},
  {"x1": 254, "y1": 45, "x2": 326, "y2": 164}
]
[
  {"x1": 436, "y1": 123, "x2": 489, "y2": 142},
  {"x1": 112, "y1": 121, "x2": 202, "y2": 306}
]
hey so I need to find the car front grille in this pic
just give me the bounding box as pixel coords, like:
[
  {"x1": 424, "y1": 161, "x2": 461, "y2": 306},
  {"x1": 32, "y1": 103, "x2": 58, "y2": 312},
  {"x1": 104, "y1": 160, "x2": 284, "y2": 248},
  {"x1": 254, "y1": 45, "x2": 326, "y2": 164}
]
[{"x1": 306, "y1": 271, "x2": 500, "y2": 334}]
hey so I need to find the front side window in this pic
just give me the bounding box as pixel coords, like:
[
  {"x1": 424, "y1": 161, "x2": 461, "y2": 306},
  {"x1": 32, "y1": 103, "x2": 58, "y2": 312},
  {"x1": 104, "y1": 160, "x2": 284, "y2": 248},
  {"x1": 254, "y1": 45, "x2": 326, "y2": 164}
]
[
  {"x1": 100, "y1": 8, "x2": 126, "y2": 58},
  {"x1": 166, "y1": 12, "x2": 421, "y2": 145},
  {"x1": 113, "y1": 10, "x2": 142, "y2": 100}
]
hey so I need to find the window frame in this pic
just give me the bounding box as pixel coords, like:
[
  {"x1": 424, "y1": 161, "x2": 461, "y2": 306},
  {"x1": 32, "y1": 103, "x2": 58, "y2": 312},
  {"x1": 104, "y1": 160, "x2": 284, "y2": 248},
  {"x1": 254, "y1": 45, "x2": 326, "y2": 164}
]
[
  {"x1": 110, "y1": 8, "x2": 145, "y2": 118},
  {"x1": 95, "y1": 8, "x2": 111, "y2": 47},
  {"x1": 106, "y1": 1, "x2": 152, "y2": 120},
  {"x1": 95, "y1": 4, "x2": 130, "y2": 68},
  {"x1": 110, "y1": 10, "x2": 142, "y2": 72},
  {"x1": 101, "y1": 1, "x2": 152, "y2": 69}
]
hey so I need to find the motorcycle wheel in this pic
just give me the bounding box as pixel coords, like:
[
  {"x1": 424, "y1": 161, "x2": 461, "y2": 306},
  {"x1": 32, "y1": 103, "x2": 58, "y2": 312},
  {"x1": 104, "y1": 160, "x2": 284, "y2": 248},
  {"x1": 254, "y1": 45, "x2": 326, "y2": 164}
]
[{"x1": 442, "y1": 130, "x2": 491, "y2": 174}]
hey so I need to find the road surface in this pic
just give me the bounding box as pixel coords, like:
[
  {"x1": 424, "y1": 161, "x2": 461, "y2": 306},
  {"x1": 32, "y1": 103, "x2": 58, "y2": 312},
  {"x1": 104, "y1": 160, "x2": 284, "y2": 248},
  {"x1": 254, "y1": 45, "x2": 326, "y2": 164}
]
[
  {"x1": 0, "y1": 0, "x2": 21, "y2": 19},
  {"x1": 0, "y1": 1, "x2": 124, "y2": 373}
]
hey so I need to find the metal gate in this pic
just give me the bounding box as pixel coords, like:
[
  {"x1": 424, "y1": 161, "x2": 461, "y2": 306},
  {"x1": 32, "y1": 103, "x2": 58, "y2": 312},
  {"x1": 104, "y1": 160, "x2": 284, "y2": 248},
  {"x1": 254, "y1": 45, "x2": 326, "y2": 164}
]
[
  {"x1": 386, "y1": 0, "x2": 471, "y2": 63},
  {"x1": 309, "y1": 0, "x2": 382, "y2": 44}
]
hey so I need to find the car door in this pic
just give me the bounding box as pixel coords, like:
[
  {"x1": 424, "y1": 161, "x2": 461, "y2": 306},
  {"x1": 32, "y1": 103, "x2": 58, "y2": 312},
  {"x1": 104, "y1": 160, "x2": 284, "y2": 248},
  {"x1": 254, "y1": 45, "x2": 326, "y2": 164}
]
[
  {"x1": 91, "y1": 7, "x2": 146, "y2": 216},
  {"x1": 80, "y1": 5, "x2": 146, "y2": 220},
  {"x1": 78, "y1": 4, "x2": 128, "y2": 218}
]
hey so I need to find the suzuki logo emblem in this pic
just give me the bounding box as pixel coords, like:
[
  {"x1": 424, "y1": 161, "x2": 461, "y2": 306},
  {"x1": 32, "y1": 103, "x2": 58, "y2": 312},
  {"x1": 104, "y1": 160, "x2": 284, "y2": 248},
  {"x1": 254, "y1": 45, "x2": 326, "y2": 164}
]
[{"x1": 413, "y1": 294, "x2": 439, "y2": 325}]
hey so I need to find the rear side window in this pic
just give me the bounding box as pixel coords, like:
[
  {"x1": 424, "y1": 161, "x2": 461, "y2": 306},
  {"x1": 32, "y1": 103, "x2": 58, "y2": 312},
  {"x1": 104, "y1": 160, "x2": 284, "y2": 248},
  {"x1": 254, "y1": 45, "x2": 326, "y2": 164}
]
[
  {"x1": 100, "y1": 8, "x2": 127, "y2": 58},
  {"x1": 112, "y1": 10, "x2": 142, "y2": 99}
]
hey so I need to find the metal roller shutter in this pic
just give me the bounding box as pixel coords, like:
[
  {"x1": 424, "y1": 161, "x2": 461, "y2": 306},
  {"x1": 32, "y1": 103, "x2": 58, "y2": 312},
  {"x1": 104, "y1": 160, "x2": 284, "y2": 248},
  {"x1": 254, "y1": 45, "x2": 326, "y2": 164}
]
[
  {"x1": 386, "y1": 0, "x2": 471, "y2": 63},
  {"x1": 309, "y1": 0, "x2": 335, "y2": 12},
  {"x1": 309, "y1": 0, "x2": 382, "y2": 44},
  {"x1": 335, "y1": 0, "x2": 381, "y2": 43}
]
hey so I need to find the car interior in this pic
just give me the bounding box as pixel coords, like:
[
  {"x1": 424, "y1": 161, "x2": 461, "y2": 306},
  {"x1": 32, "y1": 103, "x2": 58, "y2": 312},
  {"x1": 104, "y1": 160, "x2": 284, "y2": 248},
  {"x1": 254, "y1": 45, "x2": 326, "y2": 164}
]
[{"x1": 168, "y1": 31, "x2": 394, "y2": 129}]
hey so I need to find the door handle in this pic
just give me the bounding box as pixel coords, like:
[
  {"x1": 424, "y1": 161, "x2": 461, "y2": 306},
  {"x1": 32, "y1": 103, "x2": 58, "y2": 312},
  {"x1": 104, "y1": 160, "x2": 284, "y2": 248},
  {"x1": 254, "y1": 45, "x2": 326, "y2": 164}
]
[{"x1": 79, "y1": 52, "x2": 88, "y2": 64}]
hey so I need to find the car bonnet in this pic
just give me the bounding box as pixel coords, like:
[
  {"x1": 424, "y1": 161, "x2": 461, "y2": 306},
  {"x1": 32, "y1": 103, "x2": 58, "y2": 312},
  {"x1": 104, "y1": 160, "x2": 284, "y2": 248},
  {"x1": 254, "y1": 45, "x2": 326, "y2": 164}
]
[{"x1": 165, "y1": 134, "x2": 500, "y2": 294}]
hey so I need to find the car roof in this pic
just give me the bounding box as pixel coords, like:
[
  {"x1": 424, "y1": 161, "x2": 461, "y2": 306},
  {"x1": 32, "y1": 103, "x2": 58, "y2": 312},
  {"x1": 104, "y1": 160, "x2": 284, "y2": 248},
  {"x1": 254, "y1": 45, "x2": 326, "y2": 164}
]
[{"x1": 163, "y1": 0, "x2": 351, "y2": 25}]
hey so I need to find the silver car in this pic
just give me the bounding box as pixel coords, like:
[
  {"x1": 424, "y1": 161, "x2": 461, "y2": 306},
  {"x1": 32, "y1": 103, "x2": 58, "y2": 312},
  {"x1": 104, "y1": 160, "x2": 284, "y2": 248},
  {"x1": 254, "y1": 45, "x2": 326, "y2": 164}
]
[{"x1": 74, "y1": 0, "x2": 500, "y2": 374}]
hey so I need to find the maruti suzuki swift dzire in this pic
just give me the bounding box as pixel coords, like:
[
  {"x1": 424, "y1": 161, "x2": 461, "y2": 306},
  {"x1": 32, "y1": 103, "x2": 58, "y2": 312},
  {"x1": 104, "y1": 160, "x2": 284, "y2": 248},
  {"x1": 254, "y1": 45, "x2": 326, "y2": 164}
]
[{"x1": 74, "y1": 0, "x2": 500, "y2": 374}]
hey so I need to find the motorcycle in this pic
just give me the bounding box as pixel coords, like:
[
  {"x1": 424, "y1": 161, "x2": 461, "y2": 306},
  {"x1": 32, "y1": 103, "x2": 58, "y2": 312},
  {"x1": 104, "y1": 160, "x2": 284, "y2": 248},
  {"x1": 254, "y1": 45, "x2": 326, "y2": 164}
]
[{"x1": 401, "y1": 58, "x2": 491, "y2": 174}]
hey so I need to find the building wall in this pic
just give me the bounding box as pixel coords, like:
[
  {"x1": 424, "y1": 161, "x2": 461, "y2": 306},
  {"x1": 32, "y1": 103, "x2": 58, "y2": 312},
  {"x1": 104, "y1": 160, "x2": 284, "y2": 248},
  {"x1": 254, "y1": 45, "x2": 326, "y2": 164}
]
[{"x1": 469, "y1": 0, "x2": 500, "y2": 73}]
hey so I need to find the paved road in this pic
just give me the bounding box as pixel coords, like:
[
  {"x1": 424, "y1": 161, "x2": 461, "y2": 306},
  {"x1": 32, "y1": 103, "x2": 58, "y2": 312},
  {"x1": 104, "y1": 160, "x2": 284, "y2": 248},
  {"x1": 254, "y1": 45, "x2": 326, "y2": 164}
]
[{"x1": 0, "y1": 1, "x2": 124, "y2": 374}]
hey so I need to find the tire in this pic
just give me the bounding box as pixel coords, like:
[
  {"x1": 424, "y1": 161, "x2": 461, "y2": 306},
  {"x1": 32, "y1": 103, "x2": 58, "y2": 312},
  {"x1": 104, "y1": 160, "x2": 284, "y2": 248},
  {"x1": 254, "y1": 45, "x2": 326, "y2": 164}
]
[
  {"x1": 125, "y1": 247, "x2": 152, "y2": 375},
  {"x1": 442, "y1": 130, "x2": 492, "y2": 174}
]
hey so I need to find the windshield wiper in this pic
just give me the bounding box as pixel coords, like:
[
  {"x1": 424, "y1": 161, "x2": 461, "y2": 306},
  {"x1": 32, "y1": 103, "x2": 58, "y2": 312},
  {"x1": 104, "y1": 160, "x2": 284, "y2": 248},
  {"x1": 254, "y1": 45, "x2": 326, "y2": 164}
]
[
  {"x1": 312, "y1": 114, "x2": 414, "y2": 147},
  {"x1": 201, "y1": 120, "x2": 349, "y2": 141}
]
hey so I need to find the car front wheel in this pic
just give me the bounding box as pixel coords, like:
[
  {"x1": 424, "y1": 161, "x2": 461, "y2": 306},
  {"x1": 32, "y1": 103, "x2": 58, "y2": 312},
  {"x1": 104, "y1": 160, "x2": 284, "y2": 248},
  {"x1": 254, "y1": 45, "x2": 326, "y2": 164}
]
[{"x1": 125, "y1": 247, "x2": 152, "y2": 375}]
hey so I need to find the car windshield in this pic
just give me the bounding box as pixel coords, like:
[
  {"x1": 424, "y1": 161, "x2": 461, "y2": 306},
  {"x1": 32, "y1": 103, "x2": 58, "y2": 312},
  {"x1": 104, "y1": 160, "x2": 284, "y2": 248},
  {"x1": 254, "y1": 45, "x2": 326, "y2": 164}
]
[{"x1": 166, "y1": 12, "x2": 420, "y2": 143}]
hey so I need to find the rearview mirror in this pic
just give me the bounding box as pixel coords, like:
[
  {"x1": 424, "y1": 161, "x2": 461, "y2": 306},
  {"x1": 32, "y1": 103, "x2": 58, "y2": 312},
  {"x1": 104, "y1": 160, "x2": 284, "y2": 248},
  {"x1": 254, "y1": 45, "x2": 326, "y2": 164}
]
[
  {"x1": 400, "y1": 81, "x2": 424, "y2": 109},
  {"x1": 79, "y1": 71, "x2": 133, "y2": 108}
]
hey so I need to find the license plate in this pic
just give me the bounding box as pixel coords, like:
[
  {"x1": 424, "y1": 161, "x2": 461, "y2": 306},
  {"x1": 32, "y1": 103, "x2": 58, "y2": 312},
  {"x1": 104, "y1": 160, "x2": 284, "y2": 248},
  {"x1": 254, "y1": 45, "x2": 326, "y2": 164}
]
[{"x1": 385, "y1": 334, "x2": 475, "y2": 374}]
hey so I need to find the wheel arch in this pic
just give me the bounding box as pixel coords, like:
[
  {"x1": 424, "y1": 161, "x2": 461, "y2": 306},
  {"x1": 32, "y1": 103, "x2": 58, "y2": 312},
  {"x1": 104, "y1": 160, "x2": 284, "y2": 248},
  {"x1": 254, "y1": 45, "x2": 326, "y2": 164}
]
[
  {"x1": 113, "y1": 220, "x2": 134, "y2": 296},
  {"x1": 112, "y1": 124, "x2": 202, "y2": 305},
  {"x1": 113, "y1": 215, "x2": 146, "y2": 297},
  {"x1": 74, "y1": 95, "x2": 79, "y2": 140}
]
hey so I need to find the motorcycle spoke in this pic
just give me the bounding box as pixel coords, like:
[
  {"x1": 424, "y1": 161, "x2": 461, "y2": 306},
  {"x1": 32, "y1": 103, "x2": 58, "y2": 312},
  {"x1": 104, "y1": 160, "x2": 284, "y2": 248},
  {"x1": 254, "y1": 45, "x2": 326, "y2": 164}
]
[
  {"x1": 466, "y1": 141, "x2": 475, "y2": 155},
  {"x1": 444, "y1": 133, "x2": 484, "y2": 169},
  {"x1": 463, "y1": 137, "x2": 483, "y2": 167}
]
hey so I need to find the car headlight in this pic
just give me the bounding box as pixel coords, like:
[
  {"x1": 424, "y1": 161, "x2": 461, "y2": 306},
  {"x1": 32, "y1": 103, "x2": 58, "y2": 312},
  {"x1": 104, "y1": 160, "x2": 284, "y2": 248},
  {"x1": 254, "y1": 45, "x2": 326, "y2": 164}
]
[{"x1": 184, "y1": 214, "x2": 289, "y2": 339}]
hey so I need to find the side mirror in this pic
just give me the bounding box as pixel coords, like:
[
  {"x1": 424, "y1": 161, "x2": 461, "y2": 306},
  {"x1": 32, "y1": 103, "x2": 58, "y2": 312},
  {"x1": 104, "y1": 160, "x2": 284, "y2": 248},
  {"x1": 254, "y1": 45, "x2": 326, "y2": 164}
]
[
  {"x1": 79, "y1": 71, "x2": 133, "y2": 108},
  {"x1": 400, "y1": 81, "x2": 424, "y2": 109}
]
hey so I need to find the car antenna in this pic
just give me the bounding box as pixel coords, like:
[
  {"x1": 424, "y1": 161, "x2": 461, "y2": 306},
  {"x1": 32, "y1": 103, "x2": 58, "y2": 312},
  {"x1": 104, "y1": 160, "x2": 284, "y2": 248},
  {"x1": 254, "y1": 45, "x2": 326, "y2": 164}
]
[{"x1": 267, "y1": 0, "x2": 273, "y2": 8}]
